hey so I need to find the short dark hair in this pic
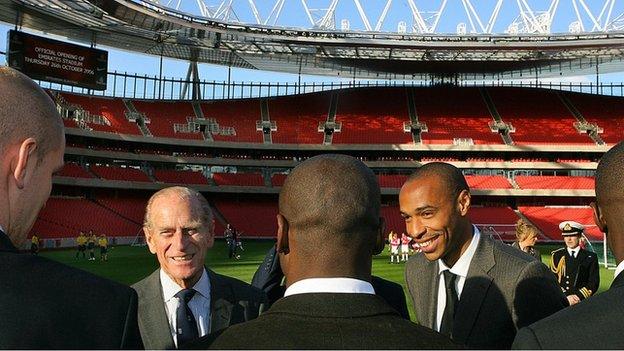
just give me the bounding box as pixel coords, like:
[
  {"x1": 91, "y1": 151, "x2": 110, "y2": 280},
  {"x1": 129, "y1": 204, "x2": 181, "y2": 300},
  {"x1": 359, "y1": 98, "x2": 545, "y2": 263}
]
[
  {"x1": 406, "y1": 162, "x2": 469, "y2": 199},
  {"x1": 279, "y1": 154, "x2": 381, "y2": 255},
  {"x1": 596, "y1": 141, "x2": 624, "y2": 202}
]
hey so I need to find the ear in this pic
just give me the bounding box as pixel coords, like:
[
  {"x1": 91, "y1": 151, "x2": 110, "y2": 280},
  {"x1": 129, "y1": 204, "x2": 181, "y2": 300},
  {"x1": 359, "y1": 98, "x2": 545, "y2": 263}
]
[
  {"x1": 143, "y1": 227, "x2": 157, "y2": 254},
  {"x1": 590, "y1": 202, "x2": 607, "y2": 234},
  {"x1": 12, "y1": 138, "x2": 38, "y2": 189},
  {"x1": 373, "y1": 217, "x2": 386, "y2": 255},
  {"x1": 457, "y1": 189, "x2": 471, "y2": 216},
  {"x1": 276, "y1": 214, "x2": 289, "y2": 254}
]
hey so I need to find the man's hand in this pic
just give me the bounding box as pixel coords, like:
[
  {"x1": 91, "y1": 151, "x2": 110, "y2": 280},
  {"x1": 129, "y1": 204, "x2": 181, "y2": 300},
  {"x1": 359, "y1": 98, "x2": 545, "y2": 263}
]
[{"x1": 567, "y1": 295, "x2": 580, "y2": 306}]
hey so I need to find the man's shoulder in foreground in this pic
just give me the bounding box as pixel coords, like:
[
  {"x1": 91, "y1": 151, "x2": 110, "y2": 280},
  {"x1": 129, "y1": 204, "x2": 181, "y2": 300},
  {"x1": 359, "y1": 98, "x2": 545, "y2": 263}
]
[
  {"x1": 0, "y1": 251, "x2": 142, "y2": 349},
  {"x1": 209, "y1": 269, "x2": 267, "y2": 301},
  {"x1": 513, "y1": 284, "x2": 624, "y2": 349},
  {"x1": 192, "y1": 293, "x2": 458, "y2": 349}
]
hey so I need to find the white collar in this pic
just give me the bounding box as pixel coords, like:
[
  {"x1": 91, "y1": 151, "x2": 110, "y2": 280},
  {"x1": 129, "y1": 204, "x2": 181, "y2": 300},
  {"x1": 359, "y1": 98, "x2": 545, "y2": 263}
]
[
  {"x1": 284, "y1": 277, "x2": 375, "y2": 297},
  {"x1": 0, "y1": 224, "x2": 4, "y2": 234},
  {"x1": 438, "y1": 225, "x2": 481, "y2": 278},
  {"x1": 160, "y1": 268, "x2": 211, "y2": 302},
  {"x1": 568, "y1": 246, "x2": 581, "y2": 256},
  {"x1": 615, "y1": 260, "x2": 624, "y2": 280}
]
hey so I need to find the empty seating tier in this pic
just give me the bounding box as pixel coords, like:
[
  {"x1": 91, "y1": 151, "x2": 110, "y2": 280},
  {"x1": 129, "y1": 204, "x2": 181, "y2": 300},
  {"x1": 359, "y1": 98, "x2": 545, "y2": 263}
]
[
  {"x1": 268, "y1": 93, "x2": 328, "y2": 144},
  {"x1": 465, "y1": 175, "x2": 512, "y2": 189},
  {"x1": 515, "y1": 176, "x2": 594, "y2": 190},
  {"x1": 30, "y1": 197, "x2": 140, "y2": 238},
  {"x1": 90, "y1": 165, "x2": 152, "y2": 182},
  {"x1": 60, "y1": 93, "x2": 141, "y2": 135},
  {"x1": 414, "y1": 87, "x2": 502, "y2": 145},
  {"x1": 271, "y1": 173, "x2": 288, "y2": 187},
  {"x1": 487, "y1": 88, "x2": 593, "y2": 145},
  {"x1": 333, "y1": 88, "x2": 413, "y2": 144},
  {"x1": 566, "y1": 92, "x2": 624, "y2": 144},
  {"x1": 469, "y1": 206, "x2": 520, "y2": 241},
  {"x1": 214, "y1": 199, "x2": 278, "y2": 237},
  {"x1": 212, "y1": 173, "x2": 264, "y2": 186},
  {"x1": 153, "y1": 169, "x2": 209, "y2": 185},
  {"x1": 519, "y1": 206, "x2": 602, "y2": 241},
  {"x1": 132, "y1": 100, "x2": 203, "y2": 140},
  {"x1": 56, "y1": 163, "x2": 93, "y2": 179},
  {"x1": 201, "y1": 100, "x2": 261, "y2": 143}
]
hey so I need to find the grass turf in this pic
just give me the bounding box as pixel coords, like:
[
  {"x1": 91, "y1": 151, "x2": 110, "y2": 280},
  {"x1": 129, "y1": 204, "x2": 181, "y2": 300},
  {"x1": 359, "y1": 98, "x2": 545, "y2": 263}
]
[{"x1": 41, "y1": 241, "x2": 617, "y2": 322}]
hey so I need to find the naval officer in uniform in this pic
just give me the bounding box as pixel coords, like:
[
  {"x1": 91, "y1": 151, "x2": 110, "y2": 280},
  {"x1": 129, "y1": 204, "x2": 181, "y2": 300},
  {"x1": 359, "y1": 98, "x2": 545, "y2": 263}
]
[{"x1": 550, "y1": 221, "x2": 600, "y2": 306}]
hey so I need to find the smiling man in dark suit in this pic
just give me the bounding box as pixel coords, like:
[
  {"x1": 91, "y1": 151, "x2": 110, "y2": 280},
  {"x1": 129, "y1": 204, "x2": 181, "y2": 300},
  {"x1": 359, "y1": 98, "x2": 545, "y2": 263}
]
[
  {"x1": 196, "y1": 154, "x2": 456, "y2": 349},
  {"x1": 133, "y1": 186, "x2": 267, "y2": 349},
  {"x1": 0, "y1": 66, "x2": 142, "y2": 349},
  {"x1": 400, "y1": 162, "x2": 567, "y2": 349},
  {"x1": 513, "y1": 140, "x2": 624, "y2": 349}
]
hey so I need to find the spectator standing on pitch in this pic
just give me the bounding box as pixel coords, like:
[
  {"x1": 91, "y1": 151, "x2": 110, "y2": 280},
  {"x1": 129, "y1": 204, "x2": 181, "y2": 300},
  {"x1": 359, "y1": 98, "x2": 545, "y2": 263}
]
[
  {"x1": 132, "y1": 186, "x2": 267, "y2": 349},
  {"x1": 550, "y1": 220, "x2": 599, "y2": 306},
  {"x1": 30, "y1": 234, "x2": 39, "y2": 255},
  {"x1": 400, "y1": 162, "x2": 567, "y2": 349},
  {"x1": 511, "y1": 219, "x2": 541, "y2": 262},
  {"x1": 0, "y1": 66, "x2": 142, "y2": 349},
  {"x1": 400, "y1": 232, "x2": 411, "y2": 262},
  {"x1": 389, "y1": 232, "x2": 400, "y2": 263},
  {"x1": 75, "y1": 231, "x2": 87, "y2": 259},
  {"x1": 87, "y1": 230, "x2": 96, "y2": 261},
  {"x1": 98, "y1": 234, "x2": 109, "y2": 261},
  {"x1": 513, "y1": 140, "x2": 624, "y2": 349},
  {"x1": 194, "y1": 154, "x2": 457, "y2": 349},
  {"x1": 224, "y1": 224, "x2": 237, "y2": 259}
]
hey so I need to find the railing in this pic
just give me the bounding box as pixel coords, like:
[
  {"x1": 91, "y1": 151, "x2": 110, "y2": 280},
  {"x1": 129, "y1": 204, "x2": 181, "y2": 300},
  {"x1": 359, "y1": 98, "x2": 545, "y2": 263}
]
[
  {"x1": 32, "y1": 70, "x2": 624, "y2": 101},
  {"x1": 2, "y1": 50, "x2": 624, "y2": 100}
]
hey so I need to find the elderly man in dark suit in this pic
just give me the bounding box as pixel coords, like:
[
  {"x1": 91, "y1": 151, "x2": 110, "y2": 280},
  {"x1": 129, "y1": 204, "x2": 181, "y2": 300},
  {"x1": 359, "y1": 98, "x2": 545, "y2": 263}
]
[
  {"x1": 133, "y1": 186, "x2": 267, "y2": 349},
  {"x1": 513, "y1": 140, "x2": 624, "y2": 349},
  {"x1": 400, "y1": 162, "x2": 567, "y2": 349},
  {"x1": 193, "y1": 154, "x2": 457, "y2": 349},
  {"x1": 0, "y1": 67, "x2": 143, "y2": 349}
]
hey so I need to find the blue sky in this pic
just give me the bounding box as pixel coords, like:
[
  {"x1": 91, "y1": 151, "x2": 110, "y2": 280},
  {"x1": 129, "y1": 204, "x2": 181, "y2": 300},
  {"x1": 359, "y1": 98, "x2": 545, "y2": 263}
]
[{"x1": 1, "y1": 1, "x2": 623, "y2": 85}]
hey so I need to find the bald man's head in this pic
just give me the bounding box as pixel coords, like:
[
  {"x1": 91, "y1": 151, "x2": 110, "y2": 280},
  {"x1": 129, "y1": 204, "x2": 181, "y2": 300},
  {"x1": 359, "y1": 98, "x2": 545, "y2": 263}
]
[
  {"x1": 0, "y1": 67, "x2": 64, "y2": 158},
  {"x1": 279, "y1": 154, "x2": 381, "y2": 257}
]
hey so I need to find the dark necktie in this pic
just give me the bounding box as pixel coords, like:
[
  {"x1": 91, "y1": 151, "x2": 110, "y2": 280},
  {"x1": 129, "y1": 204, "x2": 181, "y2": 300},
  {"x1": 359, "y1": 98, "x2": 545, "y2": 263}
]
[
  {"x1": 175, "y1": 289, "x2": 199, "y2": 347},
  {"x1": 439, "y1": 270, "x2": 459, "y2": 337}
]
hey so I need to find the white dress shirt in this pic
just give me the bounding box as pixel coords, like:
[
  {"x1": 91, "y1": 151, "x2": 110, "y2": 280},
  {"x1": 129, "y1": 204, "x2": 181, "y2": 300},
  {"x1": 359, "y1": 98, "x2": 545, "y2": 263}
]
[
  {"x1": 160, "y1": 269, "x2": 211, "y2": 348},
  {"x1": 568, "y1": 246, "x2": 581, "y2": 258},
  {"x1": 614, "y1": 260, "x2": 624, "y2": 281},
  {"x1": 284, "y1": 277, "x2": 375, "y2": 297},
  {"x1": 435, "y1": 226, "x2": 481, "y2": 332}
]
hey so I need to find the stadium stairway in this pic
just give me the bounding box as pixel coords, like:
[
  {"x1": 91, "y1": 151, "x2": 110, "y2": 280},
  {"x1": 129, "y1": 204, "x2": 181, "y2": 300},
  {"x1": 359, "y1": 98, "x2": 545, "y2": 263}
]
[
  {"x1": 321, "y1": 92, "x2": 339, "y2": 145},
  {"x1": 479, "y1": 88, "x2": 514, "y2": 145},
  {"x1": 557, "y1": 93, "x2": 605, "y2": 145}
]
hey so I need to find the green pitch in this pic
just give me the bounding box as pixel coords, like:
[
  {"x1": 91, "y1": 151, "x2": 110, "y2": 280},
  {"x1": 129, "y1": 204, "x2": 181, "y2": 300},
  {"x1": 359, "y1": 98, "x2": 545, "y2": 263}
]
[{"x1": 41, "y1": 241, "x2": 617, "y2": 322}]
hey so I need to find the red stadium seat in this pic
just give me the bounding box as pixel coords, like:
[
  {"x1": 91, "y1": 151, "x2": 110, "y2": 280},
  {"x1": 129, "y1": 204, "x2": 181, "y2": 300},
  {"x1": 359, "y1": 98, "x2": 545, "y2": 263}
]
[
  {"x1": 487, "y1": 88, "x2": 594, "y2": 145},
  {"x1": 519, "y1": 206, "x2": 602, "y2": 241},
  {"x1": 153, "y1": 169, "x2": 209, "y2": 185},
  {"x1": 212, "y1": 173, "x2": 264, "y2": 186},
  {"x1": 90, "y1": 165, "x2": 152, "y2": 182},
  {"x1": 515, "y1": 176, "x2": 594, "y2": 190}
]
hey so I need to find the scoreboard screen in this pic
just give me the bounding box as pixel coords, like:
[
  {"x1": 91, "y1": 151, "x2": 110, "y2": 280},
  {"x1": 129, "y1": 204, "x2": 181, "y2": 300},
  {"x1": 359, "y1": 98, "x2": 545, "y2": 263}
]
[{"x1": 7, "y1": 30, "x2": 108, "y2": 90}]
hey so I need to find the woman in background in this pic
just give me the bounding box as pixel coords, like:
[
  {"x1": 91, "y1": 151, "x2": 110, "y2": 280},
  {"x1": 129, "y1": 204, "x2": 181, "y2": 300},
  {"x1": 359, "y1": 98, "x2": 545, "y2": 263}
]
[{"x1": 512, "y1": 219, "x2": 541, "y2": 262}]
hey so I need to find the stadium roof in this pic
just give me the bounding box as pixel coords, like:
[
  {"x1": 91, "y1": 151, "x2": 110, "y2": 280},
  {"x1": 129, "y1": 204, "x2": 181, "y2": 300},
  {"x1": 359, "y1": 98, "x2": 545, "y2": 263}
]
[{"x1": 3, "y1": 0, "x2": 624, "y2": 79}]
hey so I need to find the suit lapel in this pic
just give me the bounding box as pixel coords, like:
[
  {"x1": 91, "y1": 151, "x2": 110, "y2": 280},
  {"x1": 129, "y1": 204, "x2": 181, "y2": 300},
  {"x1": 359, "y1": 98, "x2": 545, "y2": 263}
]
[
  {"x1": 139, "y1": 270, "x2": 176, "y2": 349},
  {"x1": 611, "y1": 271, "x2": 624, "y2": 289},
  {"x1": 452, "y1": 234, "x2": 494, "y2": 344},
  {"x1": 425, "y1": 260, "x2": 439, "y2": 328},
  {"x1": 208, "y1": 269, "x2": 234, "y2": 333}
]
